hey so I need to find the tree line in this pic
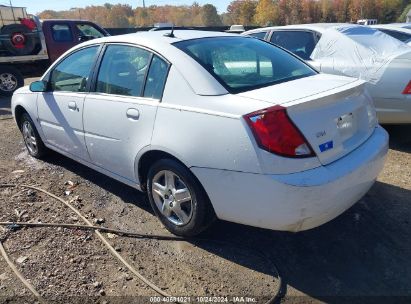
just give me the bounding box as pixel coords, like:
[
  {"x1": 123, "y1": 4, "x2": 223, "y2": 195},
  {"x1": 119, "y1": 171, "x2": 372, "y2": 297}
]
[{"x1": 38, "y1": 0, "x2": 411, "y2": 28}]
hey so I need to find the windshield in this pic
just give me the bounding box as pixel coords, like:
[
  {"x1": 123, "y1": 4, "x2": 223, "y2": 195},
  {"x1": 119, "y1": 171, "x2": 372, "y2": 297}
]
[{"x1": 174, "y1": 37, "x2": 316, "y2": 93}]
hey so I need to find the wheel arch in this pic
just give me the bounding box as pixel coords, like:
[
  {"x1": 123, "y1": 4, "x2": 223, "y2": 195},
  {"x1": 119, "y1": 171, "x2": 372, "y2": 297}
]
[
  {"x1": 137, "y1": 148, "x2": 217, "y2": 225},
  {"x1": 135, "y1": 148, "x2": 212, "y2": 201},
  {"x1": 136, "y1": 148, "x2": 191, "y2": 191},
  {"x1": 14, "y1": 104, "x2": 28, "y2": 130}
]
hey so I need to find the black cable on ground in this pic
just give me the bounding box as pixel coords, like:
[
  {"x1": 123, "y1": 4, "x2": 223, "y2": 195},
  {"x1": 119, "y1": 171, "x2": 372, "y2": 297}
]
[{"x1": 0, "y1": 183, "x2": 283, "y2": 304}]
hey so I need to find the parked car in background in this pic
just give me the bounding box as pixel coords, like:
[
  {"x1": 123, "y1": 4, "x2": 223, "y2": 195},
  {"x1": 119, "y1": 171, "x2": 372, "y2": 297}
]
[
  {"x1": 371, "y1": 23, "x2": 411, "y2": 45},
  {"x1": 244, "y1": 24, "x2": 411, "y2": 124},
  {"x1": 0, "y1": 5, "x2": 109, "y2": 96},
  {"x1": 12, "y1": 31, "x2": 388, "y2": 236}
]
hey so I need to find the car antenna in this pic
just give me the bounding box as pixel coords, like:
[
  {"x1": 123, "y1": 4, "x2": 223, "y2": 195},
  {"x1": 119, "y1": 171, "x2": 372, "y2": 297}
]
[{"x1": 164, "y1": 24, "x2": 175, "y2": 38}]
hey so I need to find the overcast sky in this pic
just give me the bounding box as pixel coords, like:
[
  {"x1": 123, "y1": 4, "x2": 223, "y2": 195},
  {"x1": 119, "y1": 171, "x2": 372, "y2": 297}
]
[{"x1": 3, "y1": 0, "x2": 231, "y2": 14}]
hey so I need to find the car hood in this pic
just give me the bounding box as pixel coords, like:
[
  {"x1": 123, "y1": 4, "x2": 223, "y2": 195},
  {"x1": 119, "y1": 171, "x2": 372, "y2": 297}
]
[{"x1": 14, "y1": 85, "x2": 31, "y2": 95}]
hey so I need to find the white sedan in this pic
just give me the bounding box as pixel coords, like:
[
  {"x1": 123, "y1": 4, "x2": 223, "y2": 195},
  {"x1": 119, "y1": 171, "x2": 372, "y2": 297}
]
[
  {"x1": 12, "y1": 31, "x2": 388, "y2": 236},
  {"x1": 244, "y1": 24, "x2": 411, "y2": 124}
]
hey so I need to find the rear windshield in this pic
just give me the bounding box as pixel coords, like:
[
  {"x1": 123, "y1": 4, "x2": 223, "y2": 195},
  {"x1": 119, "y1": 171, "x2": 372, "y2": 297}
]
[{"x1": 174, "y1": 37, "x2": 316, "y2": 93}]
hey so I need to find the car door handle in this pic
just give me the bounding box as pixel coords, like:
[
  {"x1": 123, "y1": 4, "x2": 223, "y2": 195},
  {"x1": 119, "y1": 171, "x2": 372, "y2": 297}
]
[
  {"x1": 126, "y1": 108, "x2": 140, "y2": 121},
  {"x1": 68, "y1": 101, "x2": 78, "y2": 111}
]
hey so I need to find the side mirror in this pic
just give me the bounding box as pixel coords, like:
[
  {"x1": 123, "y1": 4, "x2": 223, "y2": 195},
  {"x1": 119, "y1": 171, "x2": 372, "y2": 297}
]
[{"x1": 30, "y1": 80, "x2": 48, "y2": 92}]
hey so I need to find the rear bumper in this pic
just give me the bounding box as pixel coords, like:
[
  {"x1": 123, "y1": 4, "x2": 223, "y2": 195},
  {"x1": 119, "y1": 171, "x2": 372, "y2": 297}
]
[{"x1": 192, "y1": 126, "x2": 388, "y2": 232}]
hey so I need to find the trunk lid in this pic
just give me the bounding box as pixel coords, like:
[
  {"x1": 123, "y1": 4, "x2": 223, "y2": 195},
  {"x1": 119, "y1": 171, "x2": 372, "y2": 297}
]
[
  {"x1": 238, "y1": 74, "x2": 360, "y2": 105},
  {"x1": 241, "y1": 74, "x2": 377, "y2": 165}
]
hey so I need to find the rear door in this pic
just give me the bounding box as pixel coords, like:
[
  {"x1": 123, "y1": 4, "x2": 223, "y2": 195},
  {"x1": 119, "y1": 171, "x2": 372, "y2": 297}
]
[{"x1": 83, "y1": 44, "x2": 170, "y2": 182}]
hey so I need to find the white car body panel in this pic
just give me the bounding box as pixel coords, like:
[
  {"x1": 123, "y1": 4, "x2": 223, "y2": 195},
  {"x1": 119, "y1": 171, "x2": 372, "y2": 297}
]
[
  {"x1": 37, "y1": 92, "x2": 90, "y2": 161},
  {"x1": 11, "y1": 30, "x2": 389, "y2": 232},
  {"x1": 192, "y1": 126, "x2": 388, "y2": 232},
  {"x1": 83, "y1": 93, "x2": 158, "y2": 182}
]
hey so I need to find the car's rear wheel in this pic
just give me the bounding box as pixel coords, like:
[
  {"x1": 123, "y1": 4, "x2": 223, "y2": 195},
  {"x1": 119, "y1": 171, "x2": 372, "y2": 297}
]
[
  {"x1": 20, "y1": 113, "x2": 47, "y2": 158},
  {"x1": 147, "y1": 159, "x2": 215, "y2": 237}
]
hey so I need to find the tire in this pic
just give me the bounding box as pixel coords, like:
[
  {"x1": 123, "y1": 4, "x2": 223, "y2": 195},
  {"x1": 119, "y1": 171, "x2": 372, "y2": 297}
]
[
  {"x1": 0, "y1": 65, "x2": 24, "y2": 96},
  {"x1": 20, "y1": 113, "x2": 48, "y2": 159},
  {"x1": 147, "y1": 159, "x2": 215, "y2": 237},
  {"x1": 1, "y1": 24, "x2": 36, "y2": 56}
]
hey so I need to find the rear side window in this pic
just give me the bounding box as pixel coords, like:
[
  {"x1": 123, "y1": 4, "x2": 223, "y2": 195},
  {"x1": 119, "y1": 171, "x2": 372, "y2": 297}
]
[
  {"x1": 96, "y1": 45, "x2": 151, "y2": 97},
  {"x1": 249, "y1": 31, "x2": 267, "y2": 40},
  {"x1": 270, "y1": 31, "x2": 317, "y2": 60},
  {"x1": 175, "y1": 37, "x2": 316, "y2": 93},
  {"x1": 52, "y1": 24, "x2": 73, "y2": 42},
  {"x1": 143, "y1": 55, "x2": 169, "y2": 99}
]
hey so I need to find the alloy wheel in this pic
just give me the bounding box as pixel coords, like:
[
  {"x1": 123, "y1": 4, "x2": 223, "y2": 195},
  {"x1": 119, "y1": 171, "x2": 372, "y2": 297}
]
[
  {"x1": 0, "y1": 73, "x2": 17, "y2": 92},
  {"x1": 22, "y1": 121, "x2": 38, "y2": 155},
  {"x1": 151, "y1": 170, "x2": 193, "y2": 226}
]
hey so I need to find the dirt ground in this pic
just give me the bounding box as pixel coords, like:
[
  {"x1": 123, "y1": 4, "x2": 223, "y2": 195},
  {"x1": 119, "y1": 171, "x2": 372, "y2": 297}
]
[{"x1": 0, "y1": 78, "x2": 410, "y2": 304}]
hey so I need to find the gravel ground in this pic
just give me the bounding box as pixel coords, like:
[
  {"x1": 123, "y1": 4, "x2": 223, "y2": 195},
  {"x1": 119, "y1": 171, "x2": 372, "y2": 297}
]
[{"x1": 0, "y1": 81, "x2": 411, "y2": 303}]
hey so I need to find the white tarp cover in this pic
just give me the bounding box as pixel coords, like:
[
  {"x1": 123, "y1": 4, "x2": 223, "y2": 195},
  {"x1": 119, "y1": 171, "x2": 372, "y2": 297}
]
[{"x1": 311, "y1": 25, "x2": 411, "y2": 84}]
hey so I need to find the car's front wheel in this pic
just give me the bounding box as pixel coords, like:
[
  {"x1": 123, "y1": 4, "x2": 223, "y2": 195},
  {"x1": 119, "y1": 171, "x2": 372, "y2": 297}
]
[
  {"x1": 20, "y1": 113, "x2": 47, "y2": 158},
  {"x1": 147, "y1": 159, "x2": 215, "y2": 237}
]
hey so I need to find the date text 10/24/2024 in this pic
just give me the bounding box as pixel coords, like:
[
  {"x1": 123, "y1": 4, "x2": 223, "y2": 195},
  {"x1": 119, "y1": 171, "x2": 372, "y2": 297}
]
[{"x1": 150, "y1": 296, "x2": 258, "y2": 303}]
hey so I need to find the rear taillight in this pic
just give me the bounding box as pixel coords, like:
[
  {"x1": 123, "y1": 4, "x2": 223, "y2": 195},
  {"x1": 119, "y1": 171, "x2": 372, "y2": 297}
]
[
  {"x1": 402, "y1": 81, "x2": 411, "y2": 95},
  {"x1": 244, "y1": 105, "x2": 315, "y2": 158}
]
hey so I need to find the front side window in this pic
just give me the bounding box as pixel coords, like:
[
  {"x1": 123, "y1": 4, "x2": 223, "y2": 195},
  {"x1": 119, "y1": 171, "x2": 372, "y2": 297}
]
[
  {"x1": 270, "y1": 31, "x2": 317, "y2": 60},
  {"x1": 96, "y1": 45, "x2": 151, "y2": 97},
  {"x1": 50, "y1": 46, "x2": 99, "y2": 92},
  {"x1": 77, "y1": 24, "x2": 106, "y2": 39},
  {"x1": 52, "y1": 24, "x2": 73, "y2": 42},
  {"x1": 175, "y1": 37, "x2": 316, "y2": 93}
]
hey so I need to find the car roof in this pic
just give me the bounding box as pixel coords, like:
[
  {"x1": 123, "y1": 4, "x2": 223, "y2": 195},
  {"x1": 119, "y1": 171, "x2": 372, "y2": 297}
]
[{"x1": 244, "y1": 23, "x2": 349, "y2": 35}]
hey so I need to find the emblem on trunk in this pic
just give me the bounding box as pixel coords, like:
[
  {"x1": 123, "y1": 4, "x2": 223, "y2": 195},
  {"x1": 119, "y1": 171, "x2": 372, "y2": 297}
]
[
  {"x1": 337, "y1": 113, "x2": 354, "y2": 129},
  {"x1": 316, "y1": 130, "x2": 326, "y2": 138}
]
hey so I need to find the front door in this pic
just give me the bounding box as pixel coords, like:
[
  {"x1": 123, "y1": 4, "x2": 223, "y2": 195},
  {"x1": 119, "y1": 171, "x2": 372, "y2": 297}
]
[{"x1": 37, "y1": 45, "x2": 100, "y2": 161}]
